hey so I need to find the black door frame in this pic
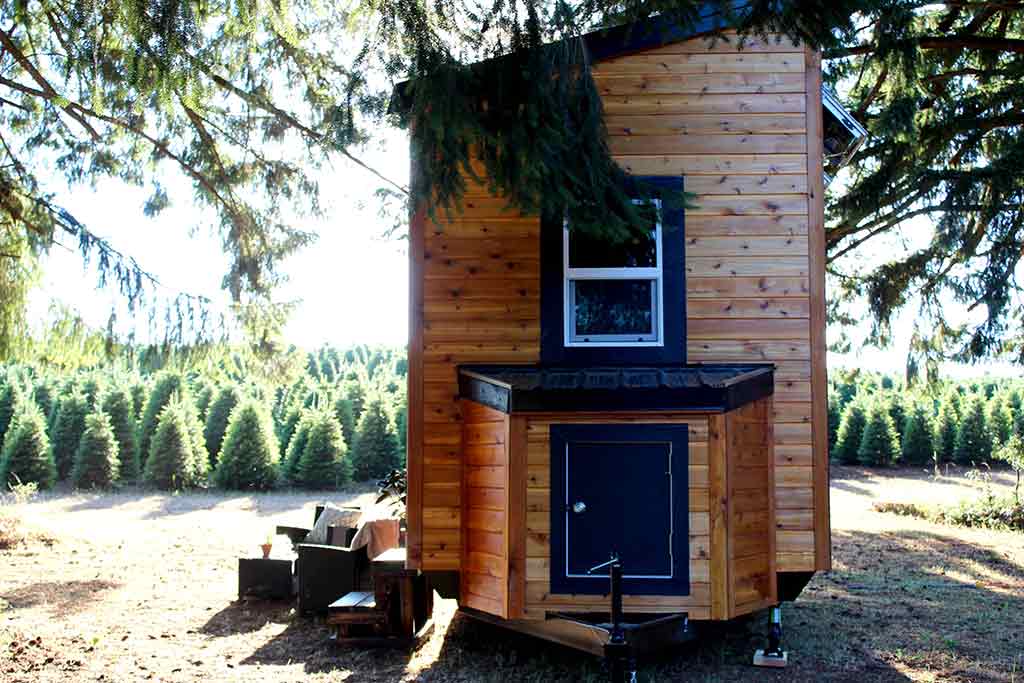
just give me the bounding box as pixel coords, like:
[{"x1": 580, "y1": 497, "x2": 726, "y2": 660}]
[{"x1": 549, "y1": 423, "x2": 690, "y2": 596}]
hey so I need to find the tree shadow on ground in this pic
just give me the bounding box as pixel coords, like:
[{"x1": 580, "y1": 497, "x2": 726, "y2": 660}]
[
  {"x1": 199, "y1": 599, "x2": 296, "y2": 638},
  {"x1": 1, "y1": 579, "x2": 120, "y2": 617}
]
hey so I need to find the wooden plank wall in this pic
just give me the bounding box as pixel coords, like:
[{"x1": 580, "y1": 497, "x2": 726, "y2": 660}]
[
  {"x1": 412, "y1": 186, "x2": 542, "y2": 571},
  {"x1": 520, "y1": 413, "x2": 716, "y2": 620},
  {"x1": 460, "y1": 400, "x2": 511, "y2": 617},
  {"x1": 593, "y1": 32, "x2": 820, "y2": 572},
  {"x1": 726, "y1": 397, "x2": 777, "y2": 615},
  {"x1": 409, "y1": 31, "x2": 826, "y2": 576}
]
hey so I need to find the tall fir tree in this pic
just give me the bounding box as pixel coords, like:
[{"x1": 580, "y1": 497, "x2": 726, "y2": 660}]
[
  {"x1": 986, "y1": 393, "x2": 1013, "y2": 449},
  {"x1": 137, "y1": 372, "x2": 188, "y2": 471},
  {"x1": 900, "y1": 402, "x2": 935, "y2": 467},
  {"x1": 0, "y1": 404, "x2": 56, "y2": 490},
  {"x1": 72, "y1": 412, "x2": 120, "y2": 489},
  {"x1": 281, "y1": 411, "x2": 315, "y2": 484},
  {"x1": 351, "y1": 399, "x2": 401, "y2": 481},
  {"x1": 333, "y1": 397, "x2": 356, "y2": 448},
  {"x1": 102, "y1": 387, "x2": 139, "y2": 481},
  {"x1": 886, "y1": 393, "x2": 907, "y2": 443},
  {"x1": 933, "y1": 397, "x2": 960, "y2": 466},
  {"x1": 827, "y1": 394, "x2": 841, "y2": 454},
  {"x1": 295, "y1": 412, "x2": 351, "y2": 490},
  {"x1": 833, "y1": 400, "x2": 868, "y2": 465},
  {"x1": 50, "y1": 392, "x2": 88, "y2": 480},
  {"x1": 954, "y1": 394, "x2": 992, "y2": 466},
  {"x1": 858, "y1": 401, "x2": 901, "y2": 467},
  {"x1": 214, "y1": 401, "x2": 279, "y2": 490},
  {"x1": 204, "y1": 385, "x2": 242, "y2": 467},
  {"x1": 31, "y1": 382, "x2": 55, "y2": 424},
  {"x1": 144, "y1": 401, "x2": 206, "y2": 490},
  {"x1": 0, "y1": 381, "x2": 22, "y2": 448}
]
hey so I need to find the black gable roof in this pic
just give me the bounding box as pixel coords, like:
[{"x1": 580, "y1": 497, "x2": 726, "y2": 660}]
[{"x1": 388, "y1": 0, "x2": 753, "y2": 115}]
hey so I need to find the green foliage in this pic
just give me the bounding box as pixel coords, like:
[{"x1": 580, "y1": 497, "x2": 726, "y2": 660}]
[
  {"x1": 31, "y1": 382, "x2": 55, "y2": 423},
  {"x1": 295, "y1": 412, "x2": 350, "y2": 490},
  {"x1": 994, "y1": 435, "x2": 1024, "y2": 503},
  {"x1": 101, "y1": 388, "x2": 139, "y2": 481},
  {"x1": 934, "y1": 396, "x2": 960, "y2": 466},
  {"x1": 0, "y1": 382, "x2": 22, "y2": 447},
  {"x1": 276, "y1": 406, "x2": 303, "y2": 458},
  {"x1": 986, "y1": 394, "x2": 1013, "y2": 448},
  {"x1": 281, "y1": 411, "x2": 315, "y2": 484},
  {"x1": 72, "y1": 412, "x2": 120, "y2": 489},
  {"x1": 827, "y1": 394, "x2": 841, "y2": 453},
  {"x1": 333, "y1": 397, "x2": 356, "y2": 448},
  {"x1": 886, "y1": 393, "x2": 907, "y2": 442},
  {"x1": 351, "y1": 399, "x2": 401, "y2": 482},
  {"x1": 342, "y1": 381, "x2": 367, "y2": 423},
  {"x1": 144, "y1": 401, "x2": 206, "y2": 491},
  {"x1": 954, "y1": 395, "x2": 992, "y2": 466},
  {"x1": 0, "y1": 404, "x2": 55, "y2": 490},
  {"x1": 50, "y1": 393, "x2": 88, "y2": 479},
  {"x1": 138, "y1": 372, "x2": 188, "y2": 471},
  {"x1": 833, "y1": 400, "x2": 867, "y2": 465},
  {"x1": 204, "y1": 385, "x2": 242, "y2": 467},
  {"x1": 858, "y1": 401, "x2": 901, "y2": 467},
  {"x1": 900, "y1": 402, "x2": 934, "y2": 467},
  {"x1": 214, "y1": 401, "x2": 279, "y2": 490}
]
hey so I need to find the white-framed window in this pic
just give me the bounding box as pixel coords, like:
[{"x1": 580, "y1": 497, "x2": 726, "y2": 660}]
[{"x1": 563, "y1": 199, "x2": 664, "y2": 347}]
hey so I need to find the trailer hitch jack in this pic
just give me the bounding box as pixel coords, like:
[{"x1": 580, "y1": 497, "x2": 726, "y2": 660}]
[{"x1": 588, "y1": 554, "x2": 637, "y2": 683}]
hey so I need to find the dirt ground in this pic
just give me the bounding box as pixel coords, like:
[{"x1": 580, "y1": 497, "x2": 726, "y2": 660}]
[{"x1": 2, "y1": 467, "x2": 1023, "y2": 683}]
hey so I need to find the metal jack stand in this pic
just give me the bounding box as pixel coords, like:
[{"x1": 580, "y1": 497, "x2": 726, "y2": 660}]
[
  {"x1": 753, "y1": 605, "x2": 788, "y2": 668},
  {"x1": 588, "y1": 555, "x2": 638, "y2": 683}
]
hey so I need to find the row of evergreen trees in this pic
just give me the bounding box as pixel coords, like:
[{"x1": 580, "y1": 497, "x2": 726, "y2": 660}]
[
  {"x1": 829, "y1": 371, "x2": 1024, "y2": 468},
  {"x1": 0, "y1": 345, "x2": 406, "y2": 492}
]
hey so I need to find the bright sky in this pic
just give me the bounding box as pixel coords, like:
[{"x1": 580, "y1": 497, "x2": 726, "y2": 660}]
[
  {"x1": 32, "y1": 130, "x2": 411, "y2": 349},
  {"x1": 28, "y1": 124, "x2": 1018, "y2": 379}
]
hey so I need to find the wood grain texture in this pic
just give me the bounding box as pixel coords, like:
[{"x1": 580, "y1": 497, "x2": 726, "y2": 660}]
[
  {"x1": 805, "y1": 48, "x2": 832, "y2": 572},
  {"x1": 407, "y1": 204, "x2": 425, "y2": 569},
  {"x1": 461, "y1": 400, "x2": 510, "y2": 617}
]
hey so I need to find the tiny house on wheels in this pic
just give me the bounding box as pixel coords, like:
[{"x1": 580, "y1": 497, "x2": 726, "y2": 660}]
[{"x1": 394, "y1": 7, "x2": 864, "y2": 676}]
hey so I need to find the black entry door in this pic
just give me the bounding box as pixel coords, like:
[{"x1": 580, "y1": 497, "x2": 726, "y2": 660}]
[{"x1": 550, "y1": 423, "x2": 689, "y2": 596}]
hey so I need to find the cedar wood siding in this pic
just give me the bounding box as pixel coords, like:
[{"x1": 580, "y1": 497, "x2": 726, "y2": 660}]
[{"x1": 406, "y1": 32, "x2": 828, "y2": 579}]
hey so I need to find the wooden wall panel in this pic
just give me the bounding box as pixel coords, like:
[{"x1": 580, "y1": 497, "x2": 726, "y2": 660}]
[
  {"x1": 461, "y1": 401, "x2": 511, "y2": 617},
  {"x1": 599, "y1": 31, "x2": 820, "y2": 574}
]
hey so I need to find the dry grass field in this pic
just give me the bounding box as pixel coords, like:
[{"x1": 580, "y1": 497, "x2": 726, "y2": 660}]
[{"x1": 1, "y1": 467, "x2": 1022, "y2": 682}]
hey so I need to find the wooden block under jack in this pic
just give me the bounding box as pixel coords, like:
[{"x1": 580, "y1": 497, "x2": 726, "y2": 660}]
[{"x1": 753, "y1": 649, "x2": 788, "y2": 668}]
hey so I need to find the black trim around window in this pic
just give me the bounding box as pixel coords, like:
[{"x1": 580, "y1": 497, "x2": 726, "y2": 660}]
[{"x1": 540, "y1": 175, "x2": 686, "y2": 365}]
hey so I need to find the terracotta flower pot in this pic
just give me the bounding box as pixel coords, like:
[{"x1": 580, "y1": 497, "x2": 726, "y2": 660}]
[{"x1": 260, "y1": 543, "x2": 272, "y2": 559}]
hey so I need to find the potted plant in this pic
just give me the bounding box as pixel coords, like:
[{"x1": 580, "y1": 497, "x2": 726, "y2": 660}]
[
  {"x1": 260, "y1": 531, "x2": 273, "y2": 559},
  {"x1": 376, "y1": 468, "x2": 408, "y2": 546}
]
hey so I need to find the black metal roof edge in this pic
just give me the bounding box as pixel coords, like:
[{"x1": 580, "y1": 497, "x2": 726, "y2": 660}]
[{"x1": 388, "y1": 0, "x2": 754, "y2": 115}]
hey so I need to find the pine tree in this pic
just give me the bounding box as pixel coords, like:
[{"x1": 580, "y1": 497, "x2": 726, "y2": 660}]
[
  {"x1": 32, "y1": 382, "x2": 55, "y2": 423},
  {"x1": 858, "y1": 401, "x2": 901, "y2": 467},
  {"x1": 333, "y1": 397, "x2": 356, "y2": 447},
  {"x1": 204, "y1": 385, "x2": 242, "y2": 467},
  {"x1": 295, "y1": 412, "x2": 350, "y2": 490},
  {"x1": 954, "y1": 394, "x2": 992, "y2": 466},
  {"x1": 827, "y1": 394, "x2": 841, "y2": 454},
  {"x1": 101, "y1": 387, "x2": 139, "y2": 481},
  {"x1": 144, "y1": 401, "x2": 205, "y2": 490},
  {"x1": 933, "y1": 397, "x2": 959, "y2": 466},
  {"x1": 900, "y1": 402, "x2": 934, "y2": 467},
  {"x1": 276, "y1": 406, "x2": 303, "y2": 458},
  {"x1": 194, "y1": 381, "x2": 215, "y2": 422},
  {"x1": 281, "y1": 411, "x2": 314, "y2": 484},
  {"x1": 833, "y1": 401, "x2": 867, "y2": 465},
  {"x1": 986, "y1": 393, "x2": 1013, "y2": 449},
  {"x1": 50, "y1": 393, "x2": 88, "y2": 480},
  {"x1": 886, "y1": 393, "x2": 907, "y2": 442},
  {"x1": 0, "y1": 404, "x2": 56, "y2": 490},
  {"x1": 394, "y1": 403, "x2": 407, "y2": 461},
  {"x1": 79, "y1": 376, "x2": 103, "y2": 410},
  {"x1": 0, "y1": 381, "x2": 22, "y2": 447},
  {"x1": 351, "y1": 399, "x2": 400, "y2": 481},
  {"x1": 137, "y1": 372, "x2": 188, "y2": 471},
  {"x1": 343, "y1": 381, "x2": 367, "y2": 423},
  {"x1": 129, "y1": 382, "x2": 148, "y2": 421},
  {"x1": 72, "y1": 412, "x2": 120, "y2": 489},
  {"x1": 213, "y1": 401, "x2": 279, "y2": 490}
]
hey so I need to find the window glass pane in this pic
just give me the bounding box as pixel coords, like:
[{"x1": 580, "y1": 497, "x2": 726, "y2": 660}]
[
  {"x1": 573, "y1": 280, "x2": 654, "y2": 337},
  {"x1": 568, "y1": 208, "x2": 659, "y2": 268}
]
